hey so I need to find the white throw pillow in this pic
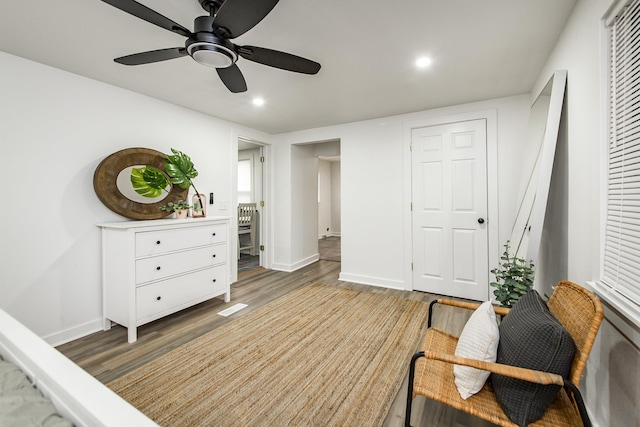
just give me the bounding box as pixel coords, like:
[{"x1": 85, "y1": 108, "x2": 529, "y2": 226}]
[{"x1": 453, "y1": 301, "x2": 500, "y2": 399}]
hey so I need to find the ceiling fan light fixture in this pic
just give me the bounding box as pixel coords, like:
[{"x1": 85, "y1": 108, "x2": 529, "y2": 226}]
[{"x1": 188, "y1": 43, "x2": 237, "y2": 68}]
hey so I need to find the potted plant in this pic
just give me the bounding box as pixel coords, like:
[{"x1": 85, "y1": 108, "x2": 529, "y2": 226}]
[
  {"x1": 164, "y1": 148, "x2": 206, "y2": 217},
  {"x1": 159, "y1": 199, "x2": 191, "y2": 219},
  {"x1": 130, "y1": 148, "x2": 205, "y2": 217},
  {"x1": 489, "y1": 241, "x2": 535, "y2": 308}
]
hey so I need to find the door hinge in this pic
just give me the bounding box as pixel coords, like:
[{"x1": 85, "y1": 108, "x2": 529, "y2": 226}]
[
  {"x1": 260, "y1": 156, "x2": 265, "y2": 163},
  {"x1": 410, "y1": 202, "x2": 413, "y2": 211},
  {"x1": 260, "y1": 200, "x2": 265, "y2": 207},
  {"x1": 260, "y1": 245, "x2": 265, "y2": 251},
  {"x1": 411, "y1": 262, "x2": 414, "y2": 271}
]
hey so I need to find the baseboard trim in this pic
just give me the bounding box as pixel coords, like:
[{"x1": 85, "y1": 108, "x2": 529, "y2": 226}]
[
  {"x1": 318, "y1": 233, "x2": 341, "y2": 239},
  {"x1": 271, "y1": 254, "x2": 320, "y2": 273},
  {"x1": 338, "y1": 272, "x2": 407, "y2": 290},
  {"x1": 43, "y1": 319, "x2": 104, "y2": 347}
]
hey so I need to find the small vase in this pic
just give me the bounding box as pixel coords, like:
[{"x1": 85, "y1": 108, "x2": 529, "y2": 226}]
[
  {"x1": 192, "y1": 193, "x2": 206, "y2": 218},
  {"x1": 175, "y1": 209, "x2": 188, "y2": 219}
]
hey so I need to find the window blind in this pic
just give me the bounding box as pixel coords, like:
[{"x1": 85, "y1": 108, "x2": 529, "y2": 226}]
[{"x1": 603, "y1": 0, "x2": 640, "y2": 317}]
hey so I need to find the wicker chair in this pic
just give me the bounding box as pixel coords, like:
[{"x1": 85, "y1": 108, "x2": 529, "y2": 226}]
[{"x1": 405, "y1": 280, "x2": 604, "y2": 427}]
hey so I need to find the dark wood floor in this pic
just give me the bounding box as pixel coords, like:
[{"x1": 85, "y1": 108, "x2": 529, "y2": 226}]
[
  {"x1": 238, "y1": 252, "x2": 259, "y2": 275},
  {"x1": 57, "y1": 239, "x2": 493, "y2": 427},
  {"x1": 238, "y1": 236, "x2": 341, "y2": 276},
  {"x1": 319, "y1": 236, "x2": 341, "y2": 262}
]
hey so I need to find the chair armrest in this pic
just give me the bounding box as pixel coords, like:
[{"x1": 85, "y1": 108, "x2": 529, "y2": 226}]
[
  {"x1": 422, "y1": 351, "x2": 565, "y2": 386},
  {"x1": 428, "y1": 299, "x2": 511, "y2": 327},
  {"x1": 408, "y1": 350, "x2": 591, "y2": 427}
]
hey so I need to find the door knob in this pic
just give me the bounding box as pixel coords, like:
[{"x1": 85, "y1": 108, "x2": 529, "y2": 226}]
[{"x1": 478, "y1": 218, "x2": 485, "y2": 224}]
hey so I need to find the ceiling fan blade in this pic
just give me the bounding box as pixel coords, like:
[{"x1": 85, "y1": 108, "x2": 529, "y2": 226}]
[
  {"x1": 237, "y1": 46, "x2": 321, "y2": 74},
  {"x1": 101, "y1": 0, "x2": 191, "y2": 37},
  {"x1": 216, "y1": 65, "x2": 247, "y2": 93},
  {"x1": 213, "y1": 0, "x2": 279, "y2": 38},
  {"x1": 114, "y1": 48, "x2": 188, "y2": 65}
]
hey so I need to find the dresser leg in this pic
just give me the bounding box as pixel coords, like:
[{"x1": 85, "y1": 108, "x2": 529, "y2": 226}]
[
  {"x1": 127, "y1": 327, "x2": 137, "y2": 343},
  {"x1": 225, "y1": 290, "x2": 230, "y2": 303}
]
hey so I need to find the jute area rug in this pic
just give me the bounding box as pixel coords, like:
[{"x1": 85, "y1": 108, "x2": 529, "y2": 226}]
[{"x1": 108, "y1": 283, "x2": 430, "y2": 426}]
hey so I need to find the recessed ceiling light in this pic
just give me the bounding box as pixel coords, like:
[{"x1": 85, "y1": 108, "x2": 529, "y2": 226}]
[
  {"x1": 415, "y1": 57, "x2": 432, "y2": 69},
  {"x1": 252, "y1": 97, "x2": 265, "y2": 106}
]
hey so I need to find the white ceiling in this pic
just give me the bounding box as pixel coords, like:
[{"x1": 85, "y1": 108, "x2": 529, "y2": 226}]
[{"x1": 0, "y1": 0, "x2": 576, "y2": 134}]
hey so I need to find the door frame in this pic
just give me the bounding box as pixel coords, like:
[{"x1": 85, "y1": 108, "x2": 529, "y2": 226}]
[
  {"x1": 403, "y1": 110, "x2": 499, "y2": 294},
  {"x1": 232, "y1": 134, "x2": 272, "y2": 284}
]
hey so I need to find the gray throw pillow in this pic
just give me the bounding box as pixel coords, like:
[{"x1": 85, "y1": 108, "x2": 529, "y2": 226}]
[{"x1": 492, "y1": 290, "x2": 576, "y2": 427}]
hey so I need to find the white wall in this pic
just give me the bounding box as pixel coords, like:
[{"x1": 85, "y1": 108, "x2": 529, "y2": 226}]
[
  {"x1": 0, "y1": 51, "x2": 269, "y2": 345},
  {"x1": 272, "y1": 95, "x2": 531, "y2": 289},
  {"x1": 318, "y1": 160, "x2": 332, "y2": 238},
  {"x1": 317, "y1": 158, "x2": 341, "y2": 238},
  {"x1": 288, "y1": 145, "x2": 319, "y2": 270},
  {"x1": 331, "y1": 161, "x2": 341, "y2": 236},
  {"x1": 532, "y1": 0, "x2": 640, "y2": 425}
]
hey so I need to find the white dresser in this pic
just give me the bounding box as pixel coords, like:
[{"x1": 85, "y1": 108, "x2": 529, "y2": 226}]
[{"x1": 98, "y1": 217, "x2": 231, "y2": 343}]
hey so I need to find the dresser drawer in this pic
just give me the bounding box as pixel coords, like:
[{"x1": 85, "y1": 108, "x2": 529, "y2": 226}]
[
  {"x1": 136, "y1": 266, "x2": 227, "y2": 321},
  {"x1": 135, "y1": 224, "x2": 227, "y2": 257},
  {"x1": 135, "y1": 246, "x2": 226, "y2": 284}
]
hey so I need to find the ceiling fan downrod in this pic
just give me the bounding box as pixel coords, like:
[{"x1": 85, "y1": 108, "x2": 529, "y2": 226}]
[{"x1": 199, "y1": 0, "x2": 224, "y2": 15}]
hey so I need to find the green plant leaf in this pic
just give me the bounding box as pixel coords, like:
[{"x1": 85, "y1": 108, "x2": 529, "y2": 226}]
[
  {"x1": 165, "y1": 148, "x2": 198, "y2": 189},
  {"x1": 131, "y1": 166, "x2": 169, "y2": 198}
]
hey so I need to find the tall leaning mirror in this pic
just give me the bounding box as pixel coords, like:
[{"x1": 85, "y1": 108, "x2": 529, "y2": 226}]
[{"x1": 509, "y1": 70, "x2": 567, "y2": 264}]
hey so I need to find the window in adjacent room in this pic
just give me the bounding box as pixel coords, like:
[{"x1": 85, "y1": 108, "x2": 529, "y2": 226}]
[{"x1": 238, "y1": 158, "x2": 252, "y2": 203}]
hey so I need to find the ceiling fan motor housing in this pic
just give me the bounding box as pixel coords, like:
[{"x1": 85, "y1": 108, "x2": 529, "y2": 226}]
[{"x1": 186, "y1": 16, "x2": 237, "y2": 68}]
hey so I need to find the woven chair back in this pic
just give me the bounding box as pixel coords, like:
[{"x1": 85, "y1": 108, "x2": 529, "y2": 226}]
[{"x1": 547, "y1": 280, "x2": 604, "y2": 386}]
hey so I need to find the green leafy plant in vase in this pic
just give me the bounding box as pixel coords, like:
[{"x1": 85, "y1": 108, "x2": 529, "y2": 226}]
[
  {"x1": 159, "y1": 199, "x2": 191, "y2": 219},
  {"x1": 130, "y1": 148, "x2": 205, "y2": 218},
  {"x1": 164, "y1": 148, "x2": 205, "y2": 217},
  {"x1": 490, "y1": 241, "x2": 535, "y2": 308}
]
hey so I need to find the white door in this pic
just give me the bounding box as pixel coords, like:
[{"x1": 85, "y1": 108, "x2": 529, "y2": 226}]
[{"x1": 411, "y1": 119, "x2": 489, "y2": 301}]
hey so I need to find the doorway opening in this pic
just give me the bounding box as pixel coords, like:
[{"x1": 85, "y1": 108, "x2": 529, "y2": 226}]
[
  {"x1": 318, "y1": 155, "x2": 341, "y2": 262},
  {"x1": 290, "y1": 139, "x2": 341, "y2": 267},
  {"x1": 237, "y1": 138, "x2": 265, "y2": 276}
]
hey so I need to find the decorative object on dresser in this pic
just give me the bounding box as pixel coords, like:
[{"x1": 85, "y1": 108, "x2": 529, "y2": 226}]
[
  {"x1": 159, "y1": 199, "x2": 191, "y2": 219},
  {"x1": 94, "y1": 147, "x2": 206, "y2": 220},
  {"x1": 93, "y1": 147, "x2": 188, "y2": 220},
  {"x1": 163, "y1": 148, "x2": 206, "y2": 218},
  {"x1": 98, "y1": 217, "x2": 231, "y2": 343},
  {"x1": 191, "y1": 193, "x2": 207, "y2": 217}
]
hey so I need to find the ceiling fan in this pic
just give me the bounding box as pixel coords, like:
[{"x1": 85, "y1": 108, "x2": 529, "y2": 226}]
[{"x1": 101, "y1": 0, "x2": 321, "y2": 93}]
